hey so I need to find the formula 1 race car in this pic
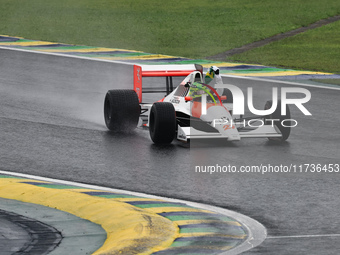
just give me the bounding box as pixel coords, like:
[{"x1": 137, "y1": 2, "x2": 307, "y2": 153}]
[{"x1": 104, "y1": 65, "x2": 291, "y2": 144}]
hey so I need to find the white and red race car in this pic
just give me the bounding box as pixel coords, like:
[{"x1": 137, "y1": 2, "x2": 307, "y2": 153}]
[{"x1": 104, "y1": 64, "x2": 291, "y2": 144}]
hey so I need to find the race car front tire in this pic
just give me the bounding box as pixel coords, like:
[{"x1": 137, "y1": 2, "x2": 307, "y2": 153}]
[
  {"x1": 264, "y1": 100, "x2": 291, "y2": 141},
  {"x1": 149, "y1": 102, "x2": 176, "y2": 144},
  {"x1": 104, "y1": 90, "x2": 140, "y2": 132}
]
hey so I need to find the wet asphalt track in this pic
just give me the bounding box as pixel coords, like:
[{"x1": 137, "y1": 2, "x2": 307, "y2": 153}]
[{"x1": 1, "y1": 48, "x2": 340, "y2": 254}]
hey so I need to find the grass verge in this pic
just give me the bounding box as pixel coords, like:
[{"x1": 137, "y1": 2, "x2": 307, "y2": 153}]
[
  {"x1": 312, "y1": 79, "x2": 340, "y2": 86},
  {"x1": 229, "y1": 21, "x2": 340, "y2": 74},
  {"x1": 0, "y1": 0, "x2": 339, "y2": 72}
]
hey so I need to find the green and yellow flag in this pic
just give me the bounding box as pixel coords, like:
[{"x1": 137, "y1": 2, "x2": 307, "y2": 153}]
[{"x1": 204, "y1": 66, "x2": 215, "y2": 84}]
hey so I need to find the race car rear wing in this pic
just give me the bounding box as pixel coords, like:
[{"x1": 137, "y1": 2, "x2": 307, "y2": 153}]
[{"x1": 133, "y1": 64, "x2": 203, "y2": 103}]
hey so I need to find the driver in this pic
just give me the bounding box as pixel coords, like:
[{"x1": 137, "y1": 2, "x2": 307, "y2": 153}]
[{"x1": 205, "y1": 66, "x2": 223, "y2": 96}]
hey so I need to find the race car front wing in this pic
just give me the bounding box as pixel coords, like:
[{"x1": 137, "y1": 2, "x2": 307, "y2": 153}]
[{"x1": 177, "y1": 125, "x2": 283, "y2": 142}]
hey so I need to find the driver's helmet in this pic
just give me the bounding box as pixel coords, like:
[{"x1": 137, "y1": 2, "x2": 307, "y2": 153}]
[{"x1": 212, "y1": 66, "x2": 220, "y2": 75}]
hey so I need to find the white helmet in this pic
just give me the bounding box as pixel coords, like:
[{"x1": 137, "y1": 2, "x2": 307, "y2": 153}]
[{"x1": 212, "y1": 66, "x2": 220, "y2": 75}]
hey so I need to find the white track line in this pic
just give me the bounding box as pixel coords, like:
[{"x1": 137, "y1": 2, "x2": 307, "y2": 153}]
[
  {"x1": 0, "y1": 169, "x2": 267, "y2": 255},
  {"x1": 268, "y1": 234, "x2": 340, "y2": 239},
  {"x1": 1, "y1": 45, "x2": 339, "y2": 91},
  {"x1": 0, "y1": 45, "x2": 135, "y2": 66},
  {"x1": 221, "y1": 74, "x2": 340, "y2": 91}
]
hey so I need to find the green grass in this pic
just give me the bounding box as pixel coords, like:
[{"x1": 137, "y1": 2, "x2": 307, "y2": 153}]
[
  {"x1": 229, "y1": 21, "x2": 340, "y2": 74},
  {"x1": 312, "y1": 79, "x2": 340, "y2": 85},
  {"x1": 0, "y1": 0, "x2": 339, "y2": 72}
]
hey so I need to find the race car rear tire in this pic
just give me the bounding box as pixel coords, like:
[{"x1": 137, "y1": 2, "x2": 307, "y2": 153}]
[
  {"x1": 104, "y1": 90, "x2": 140, "y2": 132},
  {"x1": 149, "y1": 102, "x2": 176, "y2": 144},
  {"x1": 264, "y1": 100, "x2": 291, "y2": 141}
]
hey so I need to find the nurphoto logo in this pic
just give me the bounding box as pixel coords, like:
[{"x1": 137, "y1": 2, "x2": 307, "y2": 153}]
[{"x1": 201, "y1": 84, "x2": 312, "y2": 128}]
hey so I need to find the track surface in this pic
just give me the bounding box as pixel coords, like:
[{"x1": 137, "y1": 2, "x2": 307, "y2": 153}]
[
  {"x1": 0, "y1": 208, "x2": 62, "y2": 255},
  {"x1": 1, "y1": 49, "x2": 339, "y2": 254}
]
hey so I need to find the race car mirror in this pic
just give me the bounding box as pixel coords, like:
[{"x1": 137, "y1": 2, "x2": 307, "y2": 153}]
[{"x1": 184, "y1": 96, "x2": 193, "y2": 102}]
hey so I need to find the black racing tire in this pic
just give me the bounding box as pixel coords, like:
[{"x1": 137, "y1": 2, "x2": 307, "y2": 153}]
[
  {"x1": 149, "y1": 102, "x2": 176, "y2": 144},
  {"x1": 104, "y1": 90, "x2": 140, "y2": 132},
  {"x1": 264, "y1": 100, "x2": 291, "y2": 141}
]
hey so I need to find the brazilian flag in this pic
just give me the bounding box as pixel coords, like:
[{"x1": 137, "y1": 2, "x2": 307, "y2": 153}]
[{"x1": 204, "y1": 66, "x2": 215, "y2": 84}]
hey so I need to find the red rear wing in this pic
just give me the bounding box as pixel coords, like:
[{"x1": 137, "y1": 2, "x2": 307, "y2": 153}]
[
  {"x1": 133, "y1": 64, "x2": 203, "y2": 102},
  {"x1": 142, "y1": 70, "x2": 198, "y2": 77}
]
